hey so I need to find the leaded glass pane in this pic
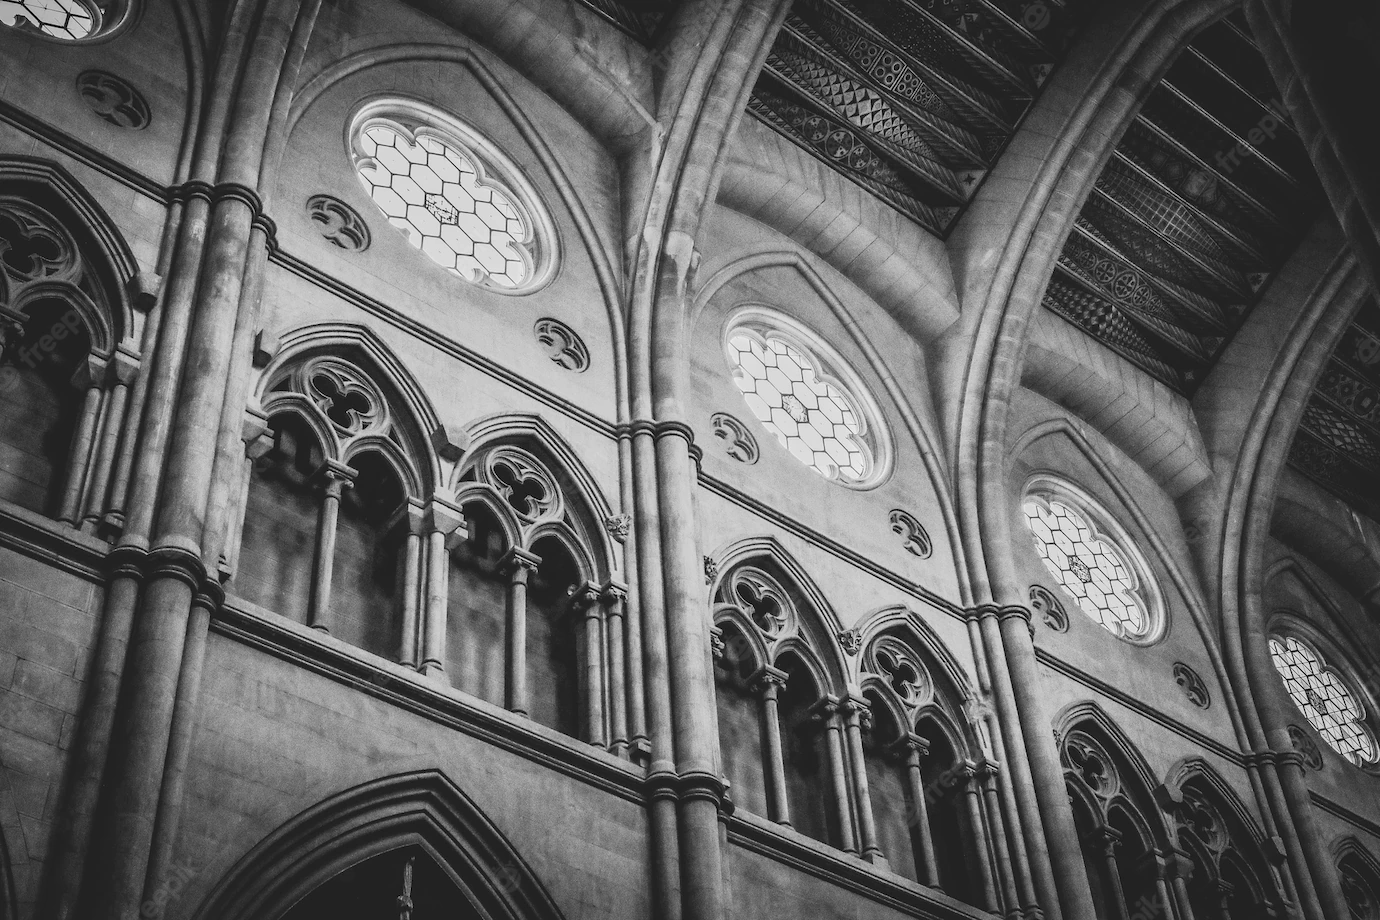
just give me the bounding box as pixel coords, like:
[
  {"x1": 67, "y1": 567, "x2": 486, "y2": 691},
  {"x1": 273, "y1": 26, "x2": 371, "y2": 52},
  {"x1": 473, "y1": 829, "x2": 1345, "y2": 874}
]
[
  {"x1": 1268, "y1": 635, "x2": 1377, "y2": 766},
  {"x1": 727, "y1": 331, "x2": 872, "y2": 483},
  {"x1": 1022, "y1": 496, "x2": 1149, "y2": 640},
  {"x1": 355, "y1": 122, "x2": 533, "y2": 290},
  {"x1": 0, "y1": 0, "x2": 95, "y2": 38}
]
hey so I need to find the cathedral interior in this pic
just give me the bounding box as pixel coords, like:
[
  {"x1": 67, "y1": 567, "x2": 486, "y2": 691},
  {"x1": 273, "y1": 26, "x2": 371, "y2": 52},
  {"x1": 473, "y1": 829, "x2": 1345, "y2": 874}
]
[{"x1": 0, "y1": 0, "x2": 1378, "y2": 918}]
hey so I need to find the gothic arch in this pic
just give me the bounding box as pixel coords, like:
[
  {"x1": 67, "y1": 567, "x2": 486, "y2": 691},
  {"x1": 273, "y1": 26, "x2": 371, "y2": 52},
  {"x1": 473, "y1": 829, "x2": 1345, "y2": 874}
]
[
  {"x1": 279, "y1": 43, "x2": 630, "y2": 425},
  {"x1": 706, "y1": 536, "x2": 848, "y2": 691},
  {"x1": 0, "y1": 157, "x2": 141, "y2": 351},
  {"x1": 1053, "y1": 701, "x2": 1171, "y2": 848},
  {"x1": 254, "y1": 323, "x2": 447, "y2": 497},
  {"x1": 849, "y1": 605, "x2": 980, "y2": 730},
  {"x1": 1162, "y1": 758, "x2": 1273, "y2": 867},
  {"x1": 189, "y1": 769, "x2": 566, "y2": 920},
  {"x1": 456, "y1": 412, "x2": 618, "y2": 582}
]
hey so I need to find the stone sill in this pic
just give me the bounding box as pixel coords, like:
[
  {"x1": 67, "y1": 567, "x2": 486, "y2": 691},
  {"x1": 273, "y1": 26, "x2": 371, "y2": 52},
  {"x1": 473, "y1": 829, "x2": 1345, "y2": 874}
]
[
  {"x1": 0, "y1": 499, "x2": 109, "y2": 581},
  {"x1": 215, "y1": 596, "x2": 647, "y2": 803},
  {"x1": 726, "y1": 809, "x2": 1000, "y2": 920}
]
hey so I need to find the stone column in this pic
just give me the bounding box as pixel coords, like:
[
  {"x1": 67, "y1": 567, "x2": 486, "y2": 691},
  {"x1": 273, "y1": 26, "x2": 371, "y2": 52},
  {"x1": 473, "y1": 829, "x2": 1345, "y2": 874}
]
[
  {"x1": 959, "y1": 761, "x2": 1000, "y2": 913},
  {"x1": 991, "y1": 603, "x2": 1096, "y2": 919},
  {"x1": 842, "y1": 694, "x2": 884, "y2": 865},
  {"x1": 394, "y1": 502, "x2": 425, "y2": 669},
  {"x1": 751, "y1": 665, "x2": 790, "y2": 825},
  {"x1": 501, "y1": 547, "x2": 542, "y2": 716},
  {"x1": 1139, "y1": 850, "x2": 1182, "y2": 920},
  {"x1": 420, "y1": 499, "x2": 464, "y2": 679},
  {"x1": 899, "y1": 733, "x2": 941, "y2": 887},
  {"x1": 58, "y1": 355, "x2": 107, "y2": 524},
  {"x1": 977, "y1": 759, "x2": 1020, "y2": 914},
  {"x1": 812, "y1": 695, "x2": 857, "y2": 854},
  {"x1": 307, "y1": 459, "x2": 355, "y2": 633},
  {"x1": 602, "y1": 581, "x2": 630, "y2": 756},
  {"x1": 1167, "y1": 848, "x2": 1198, "y2": 920},
  {"x1": 81, "y1": 350, "x2": 139, "y2": 531},
  {"x1": 1095, "y1": 827, "x2": 1131, "y2": 920},
  {"x1": 573, "y1": 582, "x2": 608, "y2": 747}
]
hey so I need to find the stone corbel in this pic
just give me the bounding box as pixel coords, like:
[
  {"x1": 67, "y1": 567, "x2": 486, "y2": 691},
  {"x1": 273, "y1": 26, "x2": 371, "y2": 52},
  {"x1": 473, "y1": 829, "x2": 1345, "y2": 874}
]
[
  {"x1": 108, "y1": 345, "x2": 140, "y2": 386},
  {"x1": 241, "y1": 406, "x2": 273, "y2": 460},
  {"x1": 70, "y1": 353, "x2": 107, "y2": 390},
  {"x1": 430, "y1": 422, "x2": 468, "y2": 463},
  {"x1": 128, "y1": 271, "x2": 162, "y2": 311},
  {"x1": 252, "y1": 329, "x2": 278, "y2": 368}
]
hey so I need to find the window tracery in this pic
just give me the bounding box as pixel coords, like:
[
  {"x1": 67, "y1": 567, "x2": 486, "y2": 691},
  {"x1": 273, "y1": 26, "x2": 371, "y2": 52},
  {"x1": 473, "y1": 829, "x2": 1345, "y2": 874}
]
[
  {"x1": 1022, "y1": 482, "x2": 1159, "y2": 642},
  {"x1": 1267, "y1": 633, "x2": 1378, "y2": 767},
  {"x1": 1, "y1": 0, "x2": 96, "y2": 39},
  {"x1": 724, "y1": 311, "x2": 886, "y2": 487},
  {"x1": 350, "y1": 103, "x2": 553, "y2": 292},
  {"x1": 0, "y1": 192, "x2": 130, "y2": 526}
]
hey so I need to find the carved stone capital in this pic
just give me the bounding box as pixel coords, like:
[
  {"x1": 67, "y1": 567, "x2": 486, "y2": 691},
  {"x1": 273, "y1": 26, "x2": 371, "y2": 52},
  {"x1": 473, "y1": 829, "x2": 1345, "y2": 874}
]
[
  {"x1": 749, "y1": 664, "x2": 788, "y2": 697},
  {"x1": 499, "y1": 546, "x2": 542, "y2": 577}
]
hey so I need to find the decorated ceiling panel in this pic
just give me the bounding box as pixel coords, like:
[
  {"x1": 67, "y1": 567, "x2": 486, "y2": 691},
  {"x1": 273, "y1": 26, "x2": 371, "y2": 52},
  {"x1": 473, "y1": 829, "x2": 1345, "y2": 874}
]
[
  {"x1": 578, "y1": 0, "x2": 1098, "y2": 236},
  {"x1": 1288, "y1": 296, "x2": 1380, "y2": 522},
  {"x1": 1041, "y1": 11, "x2": 1325, "y2": 394}
]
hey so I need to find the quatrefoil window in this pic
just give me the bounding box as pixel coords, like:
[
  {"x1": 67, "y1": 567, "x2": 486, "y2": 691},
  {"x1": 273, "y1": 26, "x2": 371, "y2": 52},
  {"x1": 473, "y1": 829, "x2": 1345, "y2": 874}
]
[
  {"x1": 720, "y1": 567, "x2": 794, "y2": 640},
  {"x1": 1022, "y1": 480, "x2": 1160, "y2": 644},
  {"x1": 0, "y1": 204, "x2": 73, "y2": 280},
  {"x1": 1064, "y1": 734, "x2": 1117, "y2": 798},
  {"x1": 349, "y1": 101, "x2": 555, "y2": 293},
  {"x1": 1268, "y1": 633, "x2": 1378, "y2": 767},
  {"x1": 304, "y1": 363, "x2": 381, "y2": 435},
  {"x1": 481, "y1": 449, "x2": 561, "y2": 523},
  {"x1": 874, "y1": 643, "x2": 927, "y2": 706}
]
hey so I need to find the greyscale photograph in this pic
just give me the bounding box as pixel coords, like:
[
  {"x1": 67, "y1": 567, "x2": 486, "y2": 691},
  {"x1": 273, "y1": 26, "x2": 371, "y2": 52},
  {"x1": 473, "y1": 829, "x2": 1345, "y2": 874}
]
[{"x1": 0, "y1": 0, "x2": 1376, "y2": 919}]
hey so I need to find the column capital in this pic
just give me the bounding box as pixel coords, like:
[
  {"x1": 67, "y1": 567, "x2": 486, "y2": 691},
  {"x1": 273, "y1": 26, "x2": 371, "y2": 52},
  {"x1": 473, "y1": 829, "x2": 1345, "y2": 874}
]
[
  {"x1": 976, "y1": 758, "x2": 1002, "y2": 781},
  {"x1": 895, "y1": 731, "x2": 932, "y2": 760},
  {"x1": 70, "y1": 353, "x2": 107, "y2": 390},
  {"x1": 499, "y1": 546, "x2": 542, "y2": 576},
  {"x1": 600, "y1": 579, "x2": 629, "y2": 606},
  {"x1": 422, "y1": 496, "x2": 465, "y2": 536},
  {"x1": 571, "y1": 580, "x2": 603, "y2": 615},
  {"x1": 312, "y1": 458, "x2": 357, "y2": 494},
  {"x1": 750, "y1": 664, "x2": 788, "y2": 696},
  {"x1": 841, "y1": 692, "x2": 873, "y2": 730},
  {"x1": 809, "y1": 693, "x2": 844, "y2": 723},
  {"x1": 389, "y1": 499, "x2": 427, "y2": 535},
  {"x1": 108, "y1": 347, "x2": 140, "y2": 385}
]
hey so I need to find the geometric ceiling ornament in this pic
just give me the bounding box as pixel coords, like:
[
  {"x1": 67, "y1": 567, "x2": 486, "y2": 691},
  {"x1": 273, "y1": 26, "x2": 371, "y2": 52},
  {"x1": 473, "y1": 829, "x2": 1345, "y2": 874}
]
[
  {"x1": 568, "y1": 0, "x2": 1098, "y2": 238},
  {"x1": 1040, "y1": 12, "x2": 1325, "y2": 394},
  {"x1": 1288, "y1": 295, "x2": 1380, "y2": 523}
]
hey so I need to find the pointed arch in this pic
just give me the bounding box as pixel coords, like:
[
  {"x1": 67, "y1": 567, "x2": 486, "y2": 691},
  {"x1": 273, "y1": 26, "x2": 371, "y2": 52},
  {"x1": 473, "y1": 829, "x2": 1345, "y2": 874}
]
[
  {"x1": 705, "y1": 535, "x2": 848, "y2": 690},
  {"x1": 849, "y1": 605, "x2": 978, "y2": 706},
  {"x1": 1162, "y1": 757, "x2": 1270, "y2": 857},
  {"x1": 281, "y1": 42, "x2": 630, "y2": 427},
  {"x1": 694, "y1": 250, "x2": 965, "y2": 599},
  {"x1": 189, "y1": 769, "x2": 566, "y2": 920},
  {"x1": 255, "y1": 323, "x2": 446, "y2": 496},
  {"x1": 0, "y1": 157, "x2": 139, "y2": 344},
  {"x1": 1053, "y1": 701, "x2": 1171, "y2": 847},
  {"x1": 458, "y1": 412, "x2": 617, "y2": 581}
]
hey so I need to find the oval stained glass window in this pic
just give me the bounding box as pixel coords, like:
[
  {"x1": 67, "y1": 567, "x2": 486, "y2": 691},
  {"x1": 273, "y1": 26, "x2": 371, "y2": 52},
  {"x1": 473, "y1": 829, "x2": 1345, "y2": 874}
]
[
  {"x1": 1268, "y1": 634, "x2": 1377, "y2": 767},
  {"x1": 723, "y1": 311, "x2": 887, "y2": 487},
  {"x1": 1022, "y1": 485, "x2": 1159, "y2": 642},
  {"x1": 349, "y1": 103, "x2": 554, "y2": 293}
]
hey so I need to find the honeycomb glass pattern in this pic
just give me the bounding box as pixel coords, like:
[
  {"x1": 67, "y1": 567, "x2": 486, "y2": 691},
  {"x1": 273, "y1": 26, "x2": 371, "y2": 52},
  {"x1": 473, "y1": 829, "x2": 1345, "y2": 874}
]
[
  {"x1": 1268, "y1": 635, "x2": 1377, "y2": 767},
  {"x1": 727, "y1": 331, "x2": 872, "y2": 483},
  {"x1": 1022, "y1": 496, "x2": 1150, "y2": 640},
  {"x1": 0, "y1": 0, "x2": 95, "y2": 38},
  {"x1": 355, "y1": 122, "x2": 533, "y2": 289}
]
